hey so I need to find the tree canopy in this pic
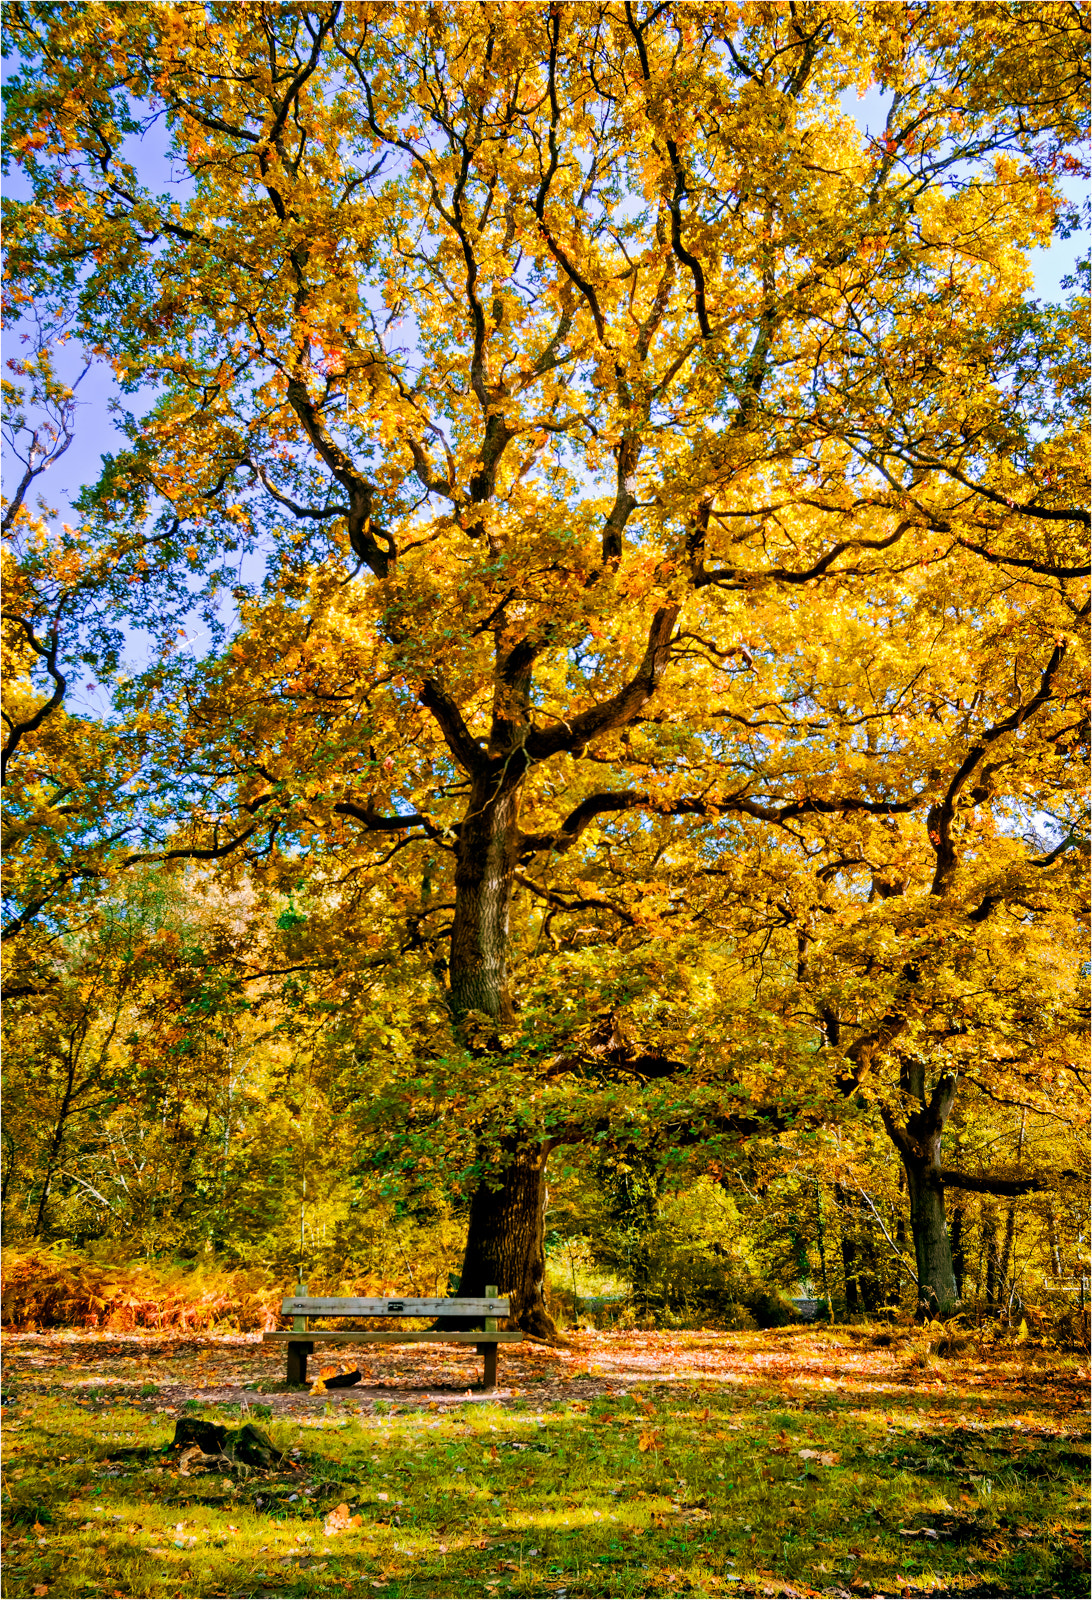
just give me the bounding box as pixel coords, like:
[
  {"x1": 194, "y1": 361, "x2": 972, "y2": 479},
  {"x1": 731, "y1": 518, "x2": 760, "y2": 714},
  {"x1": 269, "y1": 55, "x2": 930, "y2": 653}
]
[{"x1": 3, "y1": 1, "x2": 1088, "y2": 1329}]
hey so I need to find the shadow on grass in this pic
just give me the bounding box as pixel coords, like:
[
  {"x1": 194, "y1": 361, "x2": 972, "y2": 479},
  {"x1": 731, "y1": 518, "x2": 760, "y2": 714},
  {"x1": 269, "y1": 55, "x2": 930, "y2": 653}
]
[{"x1": 1, "y1": 1329, "x2": 1088, "y2": 1598}]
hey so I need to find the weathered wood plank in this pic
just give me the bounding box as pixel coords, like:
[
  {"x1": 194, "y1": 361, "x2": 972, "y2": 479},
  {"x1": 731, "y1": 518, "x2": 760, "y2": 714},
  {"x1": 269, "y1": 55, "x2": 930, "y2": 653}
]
[
  {"x1": 262, "y1": 1330, "x2": 523, "y2": 1344},
  {"x1": 279, "y1": 1297, "x2": 509, "y2": 1317}
]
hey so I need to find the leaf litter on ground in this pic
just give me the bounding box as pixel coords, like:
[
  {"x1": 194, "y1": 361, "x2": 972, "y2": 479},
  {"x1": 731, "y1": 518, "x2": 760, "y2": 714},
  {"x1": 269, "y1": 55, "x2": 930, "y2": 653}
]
[{"x1": 1, "y1": 1324, "x2": 1088, "y2": 1598}]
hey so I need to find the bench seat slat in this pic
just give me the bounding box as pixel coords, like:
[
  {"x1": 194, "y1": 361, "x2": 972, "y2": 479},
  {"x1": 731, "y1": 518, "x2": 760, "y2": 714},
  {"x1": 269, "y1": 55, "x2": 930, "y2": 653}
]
[
  {"x1": 262, "y1": 1330, "x2": 523, "y2": 1344},
  {"x1": 280, "y1": 1297, "x2": 509, "y2": 1317}
]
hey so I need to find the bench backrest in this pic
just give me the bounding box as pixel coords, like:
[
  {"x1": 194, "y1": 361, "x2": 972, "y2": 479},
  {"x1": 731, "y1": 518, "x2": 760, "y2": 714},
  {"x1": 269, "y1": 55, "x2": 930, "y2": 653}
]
[{"x1": 280, "y1": 1296, "x2": 509, "y2": 1318}]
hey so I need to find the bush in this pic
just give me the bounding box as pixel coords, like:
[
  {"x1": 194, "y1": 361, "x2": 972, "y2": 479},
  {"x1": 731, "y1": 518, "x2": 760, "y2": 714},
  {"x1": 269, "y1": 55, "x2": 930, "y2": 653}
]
[
  {"x1": 749, "y1": 1289, "x2": 800, "y2": 1329},
  {"x1": 0, "y1": 1243, "x2": 430, "y2": 1332},
  {"x1": 612, "y1": 1178, "x2": 763, "y2": 1326},
  {"x1": 0, "y1": 1243, "x2": 279, "y2": 1332}
]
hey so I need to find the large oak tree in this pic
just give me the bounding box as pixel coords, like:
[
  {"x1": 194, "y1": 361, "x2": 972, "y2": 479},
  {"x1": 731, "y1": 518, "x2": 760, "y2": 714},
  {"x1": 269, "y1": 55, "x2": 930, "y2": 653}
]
[{"x1": 3, "y1": 1, "x2": 1087, "y2": 1329}]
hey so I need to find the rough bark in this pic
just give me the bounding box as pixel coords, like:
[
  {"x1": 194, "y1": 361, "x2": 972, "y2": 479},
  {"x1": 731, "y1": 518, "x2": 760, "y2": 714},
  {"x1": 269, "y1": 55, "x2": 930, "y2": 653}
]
[
  {"x1": 879, "y1": 1063, "x2": 1054, "y2": 1320},
  {"x1": 449, "y1": 771, "x2": 523, "y2": 1023},
  {"x1": 446, "y1": 1140, "x2": 557, "y2": 1341},
  {"x1": 440, "y1": 609, "x2": 678, "y2": 1342},
  {"x1": 881, "y1": 1064, "x2": 960, "y2": 1318},
  {"x1": 440, "y1": 746, "x2": 561, "y2": 1339},
  {"x1": 903, "y1": 1153, "x2": 959, "y2": 1319}
]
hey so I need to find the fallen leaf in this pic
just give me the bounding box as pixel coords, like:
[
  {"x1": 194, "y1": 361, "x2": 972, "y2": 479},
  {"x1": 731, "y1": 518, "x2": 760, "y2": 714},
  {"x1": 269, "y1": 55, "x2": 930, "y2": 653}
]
[
  {"x1": 178, "y1": 1444, "x2": 220, "y2": 1476},
  {"x1": 323, "y1": 1501, "x2": 362, "y2": 1536},
  {"x1": 638, "y1": 1429, "x2": 660, "y2": 1452}
]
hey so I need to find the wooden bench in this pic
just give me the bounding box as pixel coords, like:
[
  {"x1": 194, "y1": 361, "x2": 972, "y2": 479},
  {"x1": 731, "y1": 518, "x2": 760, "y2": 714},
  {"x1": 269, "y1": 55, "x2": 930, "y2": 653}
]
[{"x1": 261, "y1": 1286, "x2": 521, "y2": 1389}]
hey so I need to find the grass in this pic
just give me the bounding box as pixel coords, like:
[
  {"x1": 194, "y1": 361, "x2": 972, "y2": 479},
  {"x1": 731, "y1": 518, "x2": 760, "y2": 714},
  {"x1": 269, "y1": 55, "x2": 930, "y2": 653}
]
[{"x1": 1, "y1": 1329, "x2": 1088, "y2": 1598}]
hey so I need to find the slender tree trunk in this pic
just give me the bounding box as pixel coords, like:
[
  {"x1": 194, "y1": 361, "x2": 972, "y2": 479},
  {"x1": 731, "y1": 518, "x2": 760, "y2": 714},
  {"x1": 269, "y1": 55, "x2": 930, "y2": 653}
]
[
  {"x1": 837, "y1": 1185, "x2": 884, "y2": 1313},
  {"x1": 836, "y1": 1185, "x2": 861, "y2": 1315},
  {"x1": 997, "y1": 1203, "x2": 1017, "y2": 1318},
  {"x1": 859, "y1": 1224, "x2": 884, "y2": 1313},
  {"x1": 950, "y1": 1204, "x2": 966, "y2": 1299},
  {"x1": 983, "y1": 1207, "x2": 999, "y2": 1307},
  {"x1": 895, "y1": 1169, "x2": 908, "y2": 1306},
  {"x1": 1, "y1": 1126, "x2": 15, "y2": 1221},
  {"x1": 1047, "y1": 1202, "x2": 1063, "y2": 1279},
  {"x1": 814, "y1": 1178, "x2": 831, "y2": 1317},
  {"x1": 33, "y1": 1063, "x2": 79, "y2": 1238}
]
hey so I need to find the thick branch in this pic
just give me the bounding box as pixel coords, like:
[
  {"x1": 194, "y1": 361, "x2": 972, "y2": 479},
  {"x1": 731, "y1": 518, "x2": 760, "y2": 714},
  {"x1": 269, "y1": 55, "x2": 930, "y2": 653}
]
[
  {"x1": 695, "y1": 522, "x2": 914, "y2": 588},
  {"x1": 934, "y1": 1168, "x2": 1051, "y2": 1197},
  {"x1": 418, "y1": 681, "x2": 487, "y2": 776},
  {"x1": 520, "y1": 782, "x2": 923, "y2": 859},
  {"x1": 525, "y1": 606, "x2": 678, "y2": 762},
  {"x1": 334, "y1": 801, "x2": 440, "y2": 837},
  {"x1": 929, "y1": 635, "x2": 1071, "y2": 893},
  {"x1": 957, "y1": 535, "x2": 1090, "y2": 578},
  {"x1": 283, "y1": 377, "x2": 392, "y2": 575}
]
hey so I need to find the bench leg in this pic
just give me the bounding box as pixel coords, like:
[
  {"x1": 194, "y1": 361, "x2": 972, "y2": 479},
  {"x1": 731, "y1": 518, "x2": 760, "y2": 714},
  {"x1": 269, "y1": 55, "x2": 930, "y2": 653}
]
[
  {"x1": 481, "y1": 1342, "x2": 498, "y2": 1390},
  {"x1": 287, "y1": 1340, "x2": 313, "y2": 1386}
]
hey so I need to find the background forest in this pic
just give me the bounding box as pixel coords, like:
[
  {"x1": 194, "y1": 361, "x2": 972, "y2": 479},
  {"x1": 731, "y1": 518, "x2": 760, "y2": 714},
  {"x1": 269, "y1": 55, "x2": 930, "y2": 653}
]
[{"x1": 2, "y1": 0, "x2": 1089, "y2": 1342}]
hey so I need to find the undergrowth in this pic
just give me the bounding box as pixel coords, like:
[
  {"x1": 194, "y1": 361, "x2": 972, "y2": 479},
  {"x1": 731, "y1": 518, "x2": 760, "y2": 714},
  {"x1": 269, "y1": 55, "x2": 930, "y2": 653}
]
[{"x1": 0, "y1": 1246, "x2": 409, "y2": 1334}]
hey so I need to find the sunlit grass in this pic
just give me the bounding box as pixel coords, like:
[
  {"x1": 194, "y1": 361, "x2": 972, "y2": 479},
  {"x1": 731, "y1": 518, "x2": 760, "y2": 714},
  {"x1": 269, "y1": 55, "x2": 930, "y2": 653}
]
[{"x1": 1, "y1": 1332, "x2": 1087, "y2": 1597}]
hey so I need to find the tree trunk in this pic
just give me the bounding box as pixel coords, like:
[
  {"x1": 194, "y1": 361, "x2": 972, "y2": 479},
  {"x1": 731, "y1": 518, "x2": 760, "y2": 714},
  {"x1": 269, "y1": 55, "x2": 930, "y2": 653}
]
[
  {"x1": 983, "y1": 1206, "x2": 999, "y2": 1306},
  {"x1": 836, "y1": 1185, "x2": 861, "y2": 1314},
  {"x1": 445, "y1": 769, "x2": 560, "y2": 1341},
  {"x1": 858, "y1": 1226, "x2": 884, "y2": 1313},
  {"x1": 950, "y1": 1204, "x2": 966, "y2": 1299},
  {"x1": 449, "y1": 772, "x2": 522, "y2": 1022},
  {"x1": 448, "y1": 1139, "x2": 557, "y2": 1340},
  {"x1": 903, "y1": 1153, "x2": 959, "y2": 1319},
  {"x1": 882, "y1": 1064, "x2": 960, "y2": 1320},
  {"x1": 997, "y1": 1202, "x2": 1017, "y2": 1318},
  {"x1": 836, "y1": 1184, "x2": 885, "y2": 1315},
  {"x1": 33, "y1": 1061, "x2": 79, "y2": 1239}
]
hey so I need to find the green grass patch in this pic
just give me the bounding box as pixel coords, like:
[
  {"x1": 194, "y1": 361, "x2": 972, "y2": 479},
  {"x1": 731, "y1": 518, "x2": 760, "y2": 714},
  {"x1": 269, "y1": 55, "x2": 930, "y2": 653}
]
[{"x1": 1, "y1": 1340, "x2": 1087, "y2": 1597}]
